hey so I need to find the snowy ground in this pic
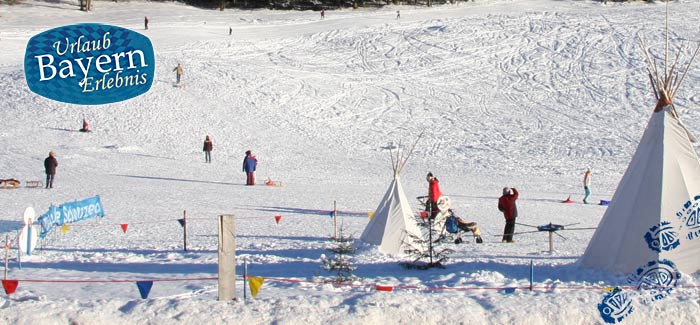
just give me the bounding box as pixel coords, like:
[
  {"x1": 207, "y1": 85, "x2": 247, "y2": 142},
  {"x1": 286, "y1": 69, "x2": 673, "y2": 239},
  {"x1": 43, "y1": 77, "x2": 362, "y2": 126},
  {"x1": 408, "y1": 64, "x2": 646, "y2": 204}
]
[{"x1": 1, "y1": 0, "x2": 700, "y2": 324}]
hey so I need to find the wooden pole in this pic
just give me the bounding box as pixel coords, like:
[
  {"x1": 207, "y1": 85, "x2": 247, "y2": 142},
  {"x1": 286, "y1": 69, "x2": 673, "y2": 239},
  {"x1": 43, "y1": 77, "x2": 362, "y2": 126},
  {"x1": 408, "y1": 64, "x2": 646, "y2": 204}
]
[
  {"x1": 4, "y1": 235, "x2": 9, "y2": 280},
  {"x1": 548, "y1": 231, "x2": 553, "y2": 253},
  {"x1": 243, "y1": 257, "x2": 248, "y2": 303},
  {"x1": 183, "y1": 210, "x2": 188, "y2": 252},
  {"x1": 333, "y1": 201, "x2": 338, "y2": 240},
  {"x1": 218, "y1": 214, "x2": 236, "y2": 301}
]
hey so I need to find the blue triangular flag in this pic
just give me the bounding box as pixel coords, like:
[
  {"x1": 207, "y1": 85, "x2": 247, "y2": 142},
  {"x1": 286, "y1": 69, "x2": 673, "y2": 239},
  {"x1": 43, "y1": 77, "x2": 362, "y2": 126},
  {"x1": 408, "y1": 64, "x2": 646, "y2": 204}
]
[
  {"x1": 136, "y1": 281, "x2": 153, "y2": 299},
  {"x1": 177, "y1": 218, "x2": 185, "y2": 227},
  {"x1": 329, "y1": 211, "x2": 334, "y2": 218}
]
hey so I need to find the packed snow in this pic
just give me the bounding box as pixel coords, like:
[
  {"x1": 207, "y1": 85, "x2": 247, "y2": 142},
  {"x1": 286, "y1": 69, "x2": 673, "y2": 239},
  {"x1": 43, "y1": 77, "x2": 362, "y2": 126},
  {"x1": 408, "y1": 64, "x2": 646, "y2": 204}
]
[{"x1": 1, "y1": 0, "x2": 700, "y2": 323}]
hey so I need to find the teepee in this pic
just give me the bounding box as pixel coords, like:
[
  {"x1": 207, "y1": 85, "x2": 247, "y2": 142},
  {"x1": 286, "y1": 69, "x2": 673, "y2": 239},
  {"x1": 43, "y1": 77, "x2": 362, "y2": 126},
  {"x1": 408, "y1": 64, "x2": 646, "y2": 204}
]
[
  {"x1": 361, "y1": 137, "x2": 423, "y2": 255},
  {"x1": 579, "y1": 12, "x2": 700, "y2": 274}
]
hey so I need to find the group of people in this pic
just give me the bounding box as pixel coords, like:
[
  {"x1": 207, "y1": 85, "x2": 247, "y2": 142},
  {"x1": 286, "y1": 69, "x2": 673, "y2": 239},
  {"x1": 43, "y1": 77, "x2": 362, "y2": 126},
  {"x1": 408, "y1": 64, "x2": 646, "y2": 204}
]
[
  {"x1": 423, "y1": 167, "x2": 592, "y2": 244},
  {"x1": 202, "y1": 136, "x2": 258, "y2": 185}
]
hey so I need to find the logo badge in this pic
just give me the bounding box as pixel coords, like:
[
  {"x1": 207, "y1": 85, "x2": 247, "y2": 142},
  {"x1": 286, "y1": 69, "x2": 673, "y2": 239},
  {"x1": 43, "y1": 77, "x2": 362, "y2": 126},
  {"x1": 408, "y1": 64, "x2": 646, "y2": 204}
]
[
  {"x1": 24, "y1": 23, "x2": 155, "y2": 105},
  {"x1": 644, "y1": 222, "x2": 680, "y2": 252}
]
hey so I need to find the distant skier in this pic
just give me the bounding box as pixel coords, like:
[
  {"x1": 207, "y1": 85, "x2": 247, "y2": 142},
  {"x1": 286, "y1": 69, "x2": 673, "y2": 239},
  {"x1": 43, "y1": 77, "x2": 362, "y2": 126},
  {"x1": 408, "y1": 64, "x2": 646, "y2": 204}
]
[
  {"x1": 396, "y1": 10, "x2": 400, "y2": 19},
  {"x1": 44, "y1": 151, "x2": 58, "y2": 189},
  {"x1": 321, "y1": 9, "x2": 325, "y2": 20},
  {"x1": 203, "y1": 135, "x2": 213, "y2": 163},
  {"x1": 144, "y1": 16, "x2": 149, "y2": 30},
  {"x1": 242, "y1": 150, "x2": 257, "y2": 185},
  {"x1": 79, "y1": 118, "x2": 90, "y2": 132},
  {"x1": 583, "y1": 167, "x2": 592, "y2": 204},
  {"x1": 229, "y1": 26, "x2": 232, "y2": 36},
  {"x1": 173, "y1": 63, "x2": 183, "y2": 84},
  {"x1": 498, "y1": 187, "x2": 519, "y2": 243}
]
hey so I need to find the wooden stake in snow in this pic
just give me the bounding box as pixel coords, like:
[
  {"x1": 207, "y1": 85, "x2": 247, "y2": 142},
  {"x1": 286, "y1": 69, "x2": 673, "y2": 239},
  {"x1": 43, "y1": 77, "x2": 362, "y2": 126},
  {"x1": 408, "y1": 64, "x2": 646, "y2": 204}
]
[{"x1": 218, "y1": 214, "x2": 236, "y2": 301}]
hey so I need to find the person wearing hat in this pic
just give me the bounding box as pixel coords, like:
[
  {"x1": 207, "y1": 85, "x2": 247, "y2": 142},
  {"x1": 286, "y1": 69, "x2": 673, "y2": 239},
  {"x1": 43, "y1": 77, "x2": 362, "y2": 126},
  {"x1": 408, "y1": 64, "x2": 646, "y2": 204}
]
[
  {"x1": 426, "y1": 172, "x2": 442, "y2": 218},
  {"x1": 44, "y1": 151, "x2": 58, "y2": 189},
  {"x1": 203, "y1": 135, "x2": 213, "y2": 163},
  {"x1": 498, "y1": 187, "x2": 519, "y2": 243},
  {"x1": 242, "y1": 150, "x2": 257, "y2": 185}
]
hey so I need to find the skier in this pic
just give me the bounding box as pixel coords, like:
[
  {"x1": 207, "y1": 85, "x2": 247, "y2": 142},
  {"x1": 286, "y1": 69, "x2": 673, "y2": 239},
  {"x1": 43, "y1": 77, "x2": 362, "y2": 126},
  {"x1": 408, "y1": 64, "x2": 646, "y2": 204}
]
[
  {"x1": 583, "y1": 167, "x2": 592, "y2": 204},
  {"x1": 321, "y1": 9, "x2": 325, "y2": 20},
  {"x1": 144, "y1": 16, "x2": 149, "y2": 30},
  {"x1": 79, "y1": 118, "x2": 90, "y2": 132},
  {"x1": 242, "y1": 150, "x2": 257, "y2": 185},
  {"x1": 426, "y1": 172, "x2": 442, "y2": 218},
  {"x1": 498, "y1": 187, "x2": 519, "y2": 243},
  {"x1": 173, "y1": 63, "x2": 183, "y2": 84},
  {"x1": 203, "y1": 135, "x2": 213, "y2": 163},
  {"x1": 44, "y1": 151, "x2": 58, "y2": 189},
  {"x1": 396, "y1": 10, "x2": 400, "y2": 19},
  {"x1": 229, "y1": 26, "x2": 232, "y2": 36}
]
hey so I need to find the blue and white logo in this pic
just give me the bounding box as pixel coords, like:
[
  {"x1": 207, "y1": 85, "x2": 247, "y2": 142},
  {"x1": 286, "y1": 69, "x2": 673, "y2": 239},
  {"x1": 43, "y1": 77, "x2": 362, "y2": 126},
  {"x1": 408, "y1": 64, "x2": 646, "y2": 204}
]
[
  {"x1": 677, "y1": 195, "x2": 700, "y2": 240},
  {"x1": 598, "y1": 287, "x2": 634, "y2": 324},
  {"x1": 24, "y1": 23, "x2": 155, "y2": 105},
  {"x1": 627, "y1": 260, "x2": 680, "y2": 304},
  {"x1": 644, "y1": 222, "x2": 680, "y2": 252}
]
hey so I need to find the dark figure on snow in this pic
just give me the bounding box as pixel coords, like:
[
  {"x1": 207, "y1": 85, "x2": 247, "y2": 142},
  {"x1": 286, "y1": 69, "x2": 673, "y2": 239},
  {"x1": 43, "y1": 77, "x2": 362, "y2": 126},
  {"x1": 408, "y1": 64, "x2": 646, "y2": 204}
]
[
  {"x1": 242, "y1": 150, "x2": 257, "y2": 185},
  {"x1": 144, "y1": 16, "x2": 149, "y2": 30},
  {"x1": 321, "y1": 9, "x2": 325, "y2": 20},
  {"x1": 44, "y1": 151, "x2": 58, "y2": 189},
  {"x1": 396, "y1": 10, "x2": 400, "y2": 19},
  {"x1": 229, "y1": 27, "x2": 232, "y2": 36},
  {"x1": 80, "y1": 118, "x2": 90, "y2": 132},
  {"x1": 498, "y1": 187, "x2": 519, "y2": 243},
  {"x1": 203, "y1": 135, "x2": 213, "y2": 163},
  {"x1": 426, "y1": 172, "x2": 442, "y2": 218},
  {"x1": 173, "y1": 63, "x2": 183, "y2": 84}
]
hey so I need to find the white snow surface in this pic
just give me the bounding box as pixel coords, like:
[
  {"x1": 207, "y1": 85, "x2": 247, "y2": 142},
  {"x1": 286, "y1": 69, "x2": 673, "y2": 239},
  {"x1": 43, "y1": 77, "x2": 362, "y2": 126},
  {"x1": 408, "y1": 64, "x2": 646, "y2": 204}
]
[{"x1": 1, "y1": 0, "x2": 700, "y2": 323}]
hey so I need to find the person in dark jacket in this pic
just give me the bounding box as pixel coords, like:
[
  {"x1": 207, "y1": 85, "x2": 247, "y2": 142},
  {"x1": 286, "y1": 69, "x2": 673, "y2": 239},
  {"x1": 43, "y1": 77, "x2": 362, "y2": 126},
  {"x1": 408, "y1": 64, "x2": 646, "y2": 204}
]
[
  {"x1": 144, "y1": 16, "x2": 149, "y2": 30},
  {"x1": 498, "y1": 187, "x2": 519, "y2": 243},
  {"x1": 44, "y1": 151, "x2": 58, "y2": 189},
  {"x1": 203, "y1": 135, "x2": 213, "y2": 163},
  {"x1": 426, "y1": 172, "x2": 442, "y2": 218},
  {"x1": 242, "y1": 150, "x2": 257, "y2": 185}
]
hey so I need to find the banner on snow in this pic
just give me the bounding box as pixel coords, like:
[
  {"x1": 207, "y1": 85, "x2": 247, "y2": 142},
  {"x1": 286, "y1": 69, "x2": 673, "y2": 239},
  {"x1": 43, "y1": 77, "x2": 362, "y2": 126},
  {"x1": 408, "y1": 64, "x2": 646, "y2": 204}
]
[
  {"x1": 37, "y1": 195, "x2": 105, "y2": 238},
  {"x1": 24, "y1": 23, "x2": 155, "y2": 105}
]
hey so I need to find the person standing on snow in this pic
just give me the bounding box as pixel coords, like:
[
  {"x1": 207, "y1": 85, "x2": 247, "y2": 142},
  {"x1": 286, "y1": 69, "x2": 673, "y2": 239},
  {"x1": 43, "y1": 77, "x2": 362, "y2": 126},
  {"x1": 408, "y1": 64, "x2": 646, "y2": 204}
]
[
  {"x1": 203, "y1": 135, "x2": 213, "y2": 163},
  {"x1": 583, "y1": 168, "x2": 592, "y2": 204},
  {"x1": 44, "y1": 151, "x2": 58, "y2": 189},
  {"x1": 242, "y1": 150, "x2": 257, "y2": 185},
  {"x1": 321, "y1": 9, "x2": 325, "y2": 20},
  {"x1": 173, "y1": 63, "x2": 183, "y2": 84},
  {"x1": 426, "y1": 172, "x2": 442, "y2": 218},
  {"x1": 498, "y1": 187, "x2": 519, "y2": 243},
  {"x1": 144, "y1": 16, "x2": 149, "y2": 30}
]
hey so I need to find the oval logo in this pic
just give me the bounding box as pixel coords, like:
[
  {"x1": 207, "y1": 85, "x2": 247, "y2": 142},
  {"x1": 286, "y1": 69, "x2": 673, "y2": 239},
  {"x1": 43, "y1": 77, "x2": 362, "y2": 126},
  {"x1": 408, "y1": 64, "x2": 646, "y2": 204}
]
[{"x1": 24, "y1": 23, "x2": 155, "y2": 105}]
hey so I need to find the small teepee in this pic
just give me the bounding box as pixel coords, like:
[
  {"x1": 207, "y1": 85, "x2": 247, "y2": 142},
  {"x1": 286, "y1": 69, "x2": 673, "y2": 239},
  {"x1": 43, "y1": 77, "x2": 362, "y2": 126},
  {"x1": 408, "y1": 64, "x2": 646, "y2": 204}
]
[
  {"x1": 361, "y1": 137, "x2": 422, "y2": 255},
  {"x1": 579, "y1": 11, "x2": 700, "y2": 275}
]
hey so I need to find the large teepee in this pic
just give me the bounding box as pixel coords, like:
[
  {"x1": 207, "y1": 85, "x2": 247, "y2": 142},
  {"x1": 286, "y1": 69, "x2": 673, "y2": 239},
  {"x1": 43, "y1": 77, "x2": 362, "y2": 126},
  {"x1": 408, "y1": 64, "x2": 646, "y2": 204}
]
[
  {"x1": 361, "y1": 138, "x2": 422, "y2": 255},
  {"x1": 579, "y1": 13, "x2": 700, "y2": 274}
]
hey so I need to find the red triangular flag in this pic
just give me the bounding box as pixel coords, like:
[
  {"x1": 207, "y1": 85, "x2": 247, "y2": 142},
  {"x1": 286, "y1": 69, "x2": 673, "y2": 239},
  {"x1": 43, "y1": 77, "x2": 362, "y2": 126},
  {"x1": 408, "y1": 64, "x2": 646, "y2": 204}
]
[
  {"x1": 375, "y1": 285, "x2": 393, "y2": 292},
  {"x1": 275, "y1": 215, "x2": 281, "y2": 224},
  {"x1": 2, "y1": 280, "x2": 19, "y2": 295},
  {"x1": 120, "y1": 224, "x2": 128, "y2": 233},
  {"x1": 419, "y1": 211, "x2": 428, "y2": 219}
]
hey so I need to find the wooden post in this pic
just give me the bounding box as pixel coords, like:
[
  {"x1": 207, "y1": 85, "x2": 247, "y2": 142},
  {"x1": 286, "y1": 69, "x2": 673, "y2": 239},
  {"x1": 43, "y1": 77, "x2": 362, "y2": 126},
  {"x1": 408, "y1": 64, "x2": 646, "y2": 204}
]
[
  {"x1": 4, "y1": 235, "x2": 9, "y2": 280},
  {"x1": 218, "y1": 214, "x2": 236, "y2": 301},
  {"x1": 333, "y1": 201, "x2": 338, "y2": 240},
  {"x1": 548, "y1": 231, "x2": 553, "y2": 253},
  {"x1": 183, "y1": 210, "x2": 188, "y2": 252}
]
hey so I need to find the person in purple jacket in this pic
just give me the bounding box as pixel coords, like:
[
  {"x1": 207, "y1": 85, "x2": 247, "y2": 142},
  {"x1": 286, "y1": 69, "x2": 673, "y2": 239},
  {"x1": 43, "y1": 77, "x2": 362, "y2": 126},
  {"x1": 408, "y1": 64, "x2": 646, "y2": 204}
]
[{"x1": 242, "y1": 150, "x2": 257, "y2": 185}]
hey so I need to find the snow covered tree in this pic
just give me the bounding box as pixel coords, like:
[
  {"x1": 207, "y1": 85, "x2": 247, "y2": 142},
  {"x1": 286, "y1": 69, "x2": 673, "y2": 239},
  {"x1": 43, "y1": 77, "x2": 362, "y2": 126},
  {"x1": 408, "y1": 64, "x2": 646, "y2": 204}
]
[{"x1": 321, "y1": 231, "x2": 357, "y2": 282}]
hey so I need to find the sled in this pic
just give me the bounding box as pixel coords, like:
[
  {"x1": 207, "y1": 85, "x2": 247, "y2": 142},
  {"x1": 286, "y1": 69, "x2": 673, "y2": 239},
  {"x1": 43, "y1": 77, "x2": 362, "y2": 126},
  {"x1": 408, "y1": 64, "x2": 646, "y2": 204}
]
[
  {"x1": 25, "y1": 181, "x2": 43, "y2": 188},
  {"x1": 0, "y1": 179, "x2": 20, "y2": 189},
  {"x1": 265, "y1": 178, "x2": 282, "y2": 187}
]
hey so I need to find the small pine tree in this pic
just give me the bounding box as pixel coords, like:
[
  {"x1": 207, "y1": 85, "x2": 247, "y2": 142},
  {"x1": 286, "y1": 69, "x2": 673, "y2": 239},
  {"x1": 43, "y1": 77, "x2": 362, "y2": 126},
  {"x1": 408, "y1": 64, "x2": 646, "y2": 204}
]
[
  {"x1": 401, "y1": 213, "x2": 453, "y2": 269},
  {"x1": 321, "y1": 231, "x2": 357, "y2": 282}
]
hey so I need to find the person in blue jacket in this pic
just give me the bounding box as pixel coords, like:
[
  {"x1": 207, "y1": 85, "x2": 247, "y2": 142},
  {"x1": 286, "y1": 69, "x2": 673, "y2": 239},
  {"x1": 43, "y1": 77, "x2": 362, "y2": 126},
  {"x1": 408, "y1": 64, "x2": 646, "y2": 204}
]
[{"x1": 242, "y1": 150, "x2": 257, "y2": 185}]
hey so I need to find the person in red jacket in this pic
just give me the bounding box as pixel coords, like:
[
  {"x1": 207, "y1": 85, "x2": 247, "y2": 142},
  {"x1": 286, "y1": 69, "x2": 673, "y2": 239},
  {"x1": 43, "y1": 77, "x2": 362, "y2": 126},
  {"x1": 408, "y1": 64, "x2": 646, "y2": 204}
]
[
  {"x1": 426, "y1": 172, "x2": 442, "y2": 218},
  {"x1": 498, "y1": 187, "x2": 519, "y2": 243}
]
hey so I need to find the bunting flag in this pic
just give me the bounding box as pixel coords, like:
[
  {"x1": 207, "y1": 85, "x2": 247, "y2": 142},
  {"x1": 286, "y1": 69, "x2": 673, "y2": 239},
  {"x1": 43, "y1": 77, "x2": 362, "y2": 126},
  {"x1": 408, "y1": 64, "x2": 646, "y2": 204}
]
[
  {"x1": 177, "y1": 218, "x2": 185, "y2": 227},
  {"x1": 274, "y1": 215, "x2": 281, "y2": 224},
  {"x1": 329, "y1": 211, "x2": 334, "y2": 218},
  {"x1": 501, "y1": 287, "x2": 516, "y2": 294},
  {"x1": 375, "y1": 285, "x2": 393, "y2": 292},
  {"x1": 248, "y1": 277, "x2": 264, "y2": 297},
  {"x1": 136, "y1": 281, "x2": 153, "y2": 299},
  {"x1": 2, "y1": 280, "x2": 18, "y2": 295},
  {"x1": 61, "y1": 224, "x2": 69, "y2": 234},
  {"x1": 419, "y1": 211, "x2": 428, "y2": 219},
  {"x1": 368, "y1": 211, "x2": 374, "y2": 219},
  {"x1": 120, "y1": 224, "x2": 128, "y2": 233}
]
